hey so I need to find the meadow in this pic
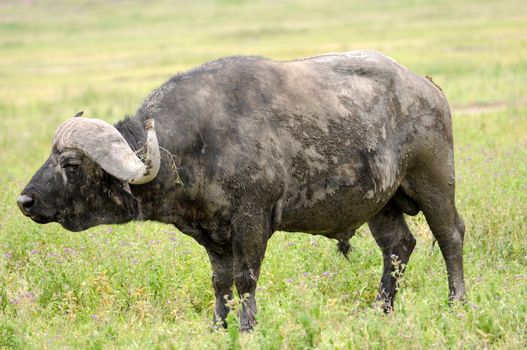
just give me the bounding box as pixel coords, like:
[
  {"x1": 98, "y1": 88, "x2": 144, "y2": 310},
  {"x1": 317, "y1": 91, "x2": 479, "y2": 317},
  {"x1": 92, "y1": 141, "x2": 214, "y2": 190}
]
[{"x1": 1, "y1": 0, "x2": 526, "y2": 348}]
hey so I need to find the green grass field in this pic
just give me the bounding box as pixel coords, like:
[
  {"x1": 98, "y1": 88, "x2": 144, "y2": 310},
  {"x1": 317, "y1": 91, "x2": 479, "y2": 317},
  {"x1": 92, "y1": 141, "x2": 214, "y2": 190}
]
[{"x1": 1, "y1": 0, "x2": 526, "y2": 348}]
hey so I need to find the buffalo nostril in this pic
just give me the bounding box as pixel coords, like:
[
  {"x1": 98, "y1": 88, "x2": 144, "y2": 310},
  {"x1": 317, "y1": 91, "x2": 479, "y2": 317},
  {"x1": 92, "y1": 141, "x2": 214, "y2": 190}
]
[{"x1": 17, "y1": 194, "x2": 35, "y2": 214}]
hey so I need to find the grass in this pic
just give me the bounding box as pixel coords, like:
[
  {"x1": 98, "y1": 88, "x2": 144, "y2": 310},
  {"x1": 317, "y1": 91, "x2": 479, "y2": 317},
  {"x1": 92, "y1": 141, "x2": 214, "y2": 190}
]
[{"x1": 1, "y1": 0, "x2": 527, "y2": 348}]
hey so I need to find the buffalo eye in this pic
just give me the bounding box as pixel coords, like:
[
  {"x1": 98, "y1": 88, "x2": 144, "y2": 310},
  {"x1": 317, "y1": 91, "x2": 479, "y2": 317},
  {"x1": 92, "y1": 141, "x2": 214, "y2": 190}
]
[{"x1": 59, "y1": 151, "x2": 82, "y2": 179}]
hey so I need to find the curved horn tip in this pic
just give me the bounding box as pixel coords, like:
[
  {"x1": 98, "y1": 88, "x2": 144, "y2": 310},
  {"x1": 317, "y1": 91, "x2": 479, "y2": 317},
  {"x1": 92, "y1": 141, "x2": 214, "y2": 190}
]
[
  {"x1": 144, "y1": 119, "x2": 155, "y2": 130},
  {"x1": 128, "y1": 118, "x2": 160, "y2": 185},
  {"x1": 73, "y1": 111, "x2": 84, "y2": 118}
]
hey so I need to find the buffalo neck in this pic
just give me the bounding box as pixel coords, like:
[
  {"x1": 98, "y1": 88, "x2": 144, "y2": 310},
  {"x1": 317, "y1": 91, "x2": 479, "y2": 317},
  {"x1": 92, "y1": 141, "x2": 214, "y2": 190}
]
[
  {"x1": 113, "y1": 116, "x2": 203, "y2": 226},
  {"x1": 114, "y1": 116, "x2": 146, "y2": 152}
]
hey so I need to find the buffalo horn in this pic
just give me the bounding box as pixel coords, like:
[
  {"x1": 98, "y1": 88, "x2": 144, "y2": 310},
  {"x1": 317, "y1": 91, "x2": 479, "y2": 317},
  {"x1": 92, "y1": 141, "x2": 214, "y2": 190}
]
[{"x1": 53, "y1": 116, "x2": 160, "y2": 185}]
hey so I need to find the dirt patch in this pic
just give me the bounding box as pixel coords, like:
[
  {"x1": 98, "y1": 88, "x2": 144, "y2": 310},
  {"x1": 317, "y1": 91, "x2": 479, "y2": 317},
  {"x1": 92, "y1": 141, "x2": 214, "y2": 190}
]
[{"x1": 452, "y1": 101, "x2": 507, "y2": 115}]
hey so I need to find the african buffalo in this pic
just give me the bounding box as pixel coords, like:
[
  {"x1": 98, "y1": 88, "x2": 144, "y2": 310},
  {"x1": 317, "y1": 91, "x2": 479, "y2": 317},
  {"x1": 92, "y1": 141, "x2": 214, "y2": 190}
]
[{"x1": 18, "y1": 51, "x2": 466, "y2": 331}]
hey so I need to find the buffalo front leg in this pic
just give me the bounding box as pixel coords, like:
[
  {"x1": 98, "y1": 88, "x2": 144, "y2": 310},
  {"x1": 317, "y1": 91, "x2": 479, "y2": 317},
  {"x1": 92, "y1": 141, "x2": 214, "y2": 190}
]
[
  {"x1": 368, "y1": 200, "x2": 416, "y2": 312},
  {"x1": 206, "y1": 249, "x2": 234, "y2": 329},
  {"x1": 231, "y1": 209, "x2": 270, "y2": 332}
]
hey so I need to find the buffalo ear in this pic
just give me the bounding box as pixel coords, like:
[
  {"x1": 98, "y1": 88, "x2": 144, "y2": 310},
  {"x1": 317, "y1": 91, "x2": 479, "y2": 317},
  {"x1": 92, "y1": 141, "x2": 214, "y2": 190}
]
[{"x1": 73, "y1": 111, "x2": 84, "y2": 118}]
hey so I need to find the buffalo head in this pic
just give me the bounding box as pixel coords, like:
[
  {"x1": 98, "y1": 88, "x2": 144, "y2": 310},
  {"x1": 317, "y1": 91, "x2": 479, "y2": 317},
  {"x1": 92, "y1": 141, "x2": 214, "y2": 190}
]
[{"x1": 17, "y1": 113, "x2": 161, "y2": 232}]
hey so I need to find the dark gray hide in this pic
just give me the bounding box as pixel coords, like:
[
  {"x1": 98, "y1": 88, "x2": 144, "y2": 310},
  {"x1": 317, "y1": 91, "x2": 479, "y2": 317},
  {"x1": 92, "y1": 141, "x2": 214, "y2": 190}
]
[{"x1": 18, "y1": 51, "x2": 466, "y2": 331}]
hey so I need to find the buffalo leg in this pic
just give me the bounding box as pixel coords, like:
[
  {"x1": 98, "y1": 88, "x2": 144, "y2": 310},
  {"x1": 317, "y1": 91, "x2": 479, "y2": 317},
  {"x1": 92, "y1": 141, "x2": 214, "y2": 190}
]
[
  {"x1": 428, "y1": 209, "x2": 466, "y2": 302},
  {"x1": 206, "y1": 249, "x2": 234, "y2": 328},
  {"x1": 406, "y1": 149, "x2": 467, "y2": 303},
  {"x1": 231, "y1": 208, "x2": 269, "y2": 332},
  {"x1": 368, "y1": 200, "x2": 416, "y2": 312},
  {"x1": 412, "y1": 183, "x2": 466, "y2": 302}
]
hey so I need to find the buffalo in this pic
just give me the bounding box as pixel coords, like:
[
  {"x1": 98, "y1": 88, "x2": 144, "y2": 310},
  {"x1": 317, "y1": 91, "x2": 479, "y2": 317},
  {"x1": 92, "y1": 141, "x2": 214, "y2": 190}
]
[{"x1": 18, "y1": 51, "x2": 466, "y2": 331}]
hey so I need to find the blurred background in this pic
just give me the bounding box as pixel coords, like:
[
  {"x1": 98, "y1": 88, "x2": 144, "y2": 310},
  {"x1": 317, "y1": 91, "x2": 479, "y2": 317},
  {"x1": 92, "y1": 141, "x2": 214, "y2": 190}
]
[{"x1": 0, "y1": 0, "x2": 526, "y2": 348}]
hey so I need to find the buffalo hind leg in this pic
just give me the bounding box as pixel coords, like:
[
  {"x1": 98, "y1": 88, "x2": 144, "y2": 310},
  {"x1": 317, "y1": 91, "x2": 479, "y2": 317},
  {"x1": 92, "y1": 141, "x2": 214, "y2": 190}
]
[
  {"x1": 231, "y1": 207, "x2": 270, "y2": 332},
  {"x1": 368, "y1": 200, "x2": 416, "y2": 312},
  {"x1": 206, "y1": 249, "x2": 234, "y2": 329},
  {"x1": 409, "y1": 178, "x2": 466, "y2": 302}
]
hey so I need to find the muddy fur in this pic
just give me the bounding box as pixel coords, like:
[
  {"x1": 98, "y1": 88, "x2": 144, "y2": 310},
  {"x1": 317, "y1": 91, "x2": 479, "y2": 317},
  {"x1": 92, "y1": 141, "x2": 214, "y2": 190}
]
[{"x1": 19, "y1": 51, "x2": 466, "y2": 331}]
